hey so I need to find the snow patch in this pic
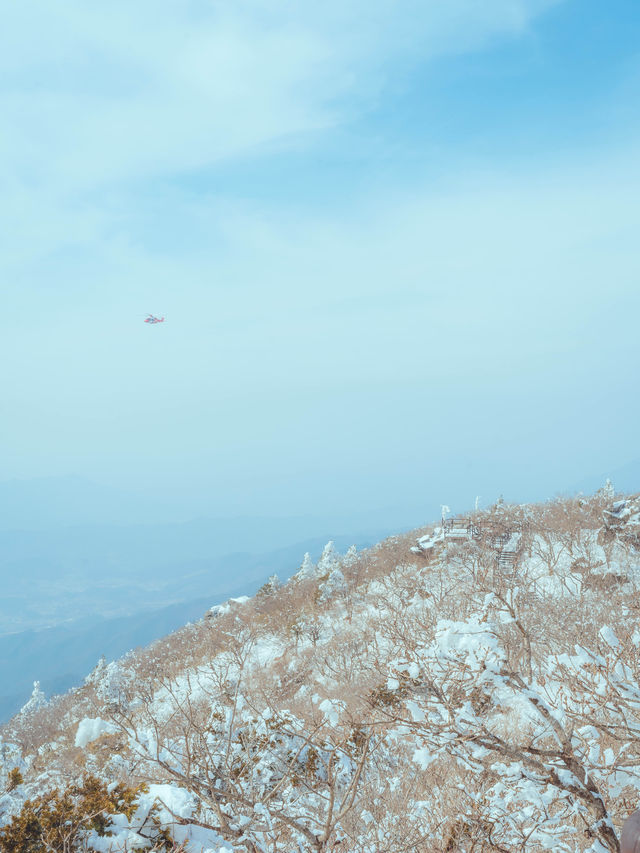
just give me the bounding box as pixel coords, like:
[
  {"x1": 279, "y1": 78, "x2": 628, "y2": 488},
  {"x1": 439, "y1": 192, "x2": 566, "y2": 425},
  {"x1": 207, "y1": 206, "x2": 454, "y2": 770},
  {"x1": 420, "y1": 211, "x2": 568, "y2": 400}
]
[{"x1": 75, "y1": 717, "x2": 118, "y2": 749}]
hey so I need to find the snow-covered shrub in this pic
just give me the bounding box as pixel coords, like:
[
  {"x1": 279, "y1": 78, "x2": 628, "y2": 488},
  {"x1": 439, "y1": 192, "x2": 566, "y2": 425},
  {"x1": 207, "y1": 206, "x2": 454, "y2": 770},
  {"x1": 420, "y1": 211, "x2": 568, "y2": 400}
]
[
  {"x1": 0, "y1": 776, "x2": 170, "y2": 852},
  {"x1": 3, "y1": 493, "x2": 640, "y2": 852}
]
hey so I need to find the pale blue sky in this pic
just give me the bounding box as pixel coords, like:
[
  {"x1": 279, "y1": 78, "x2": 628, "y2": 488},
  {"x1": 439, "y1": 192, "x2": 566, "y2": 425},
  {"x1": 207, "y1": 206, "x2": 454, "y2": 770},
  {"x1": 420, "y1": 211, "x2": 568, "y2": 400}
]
[{"x1": 2, "y1": 0, "x2": 639, "y2": 521}]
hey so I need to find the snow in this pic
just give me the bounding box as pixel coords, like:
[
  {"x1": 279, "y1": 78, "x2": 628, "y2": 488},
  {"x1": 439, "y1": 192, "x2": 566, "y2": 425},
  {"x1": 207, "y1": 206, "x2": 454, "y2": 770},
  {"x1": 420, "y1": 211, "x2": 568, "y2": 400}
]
[
  {"x1": 250, "y1": 634, "x2": 285, "y2": 667},
  {"x1": 296, "y1": 551, "x2": 316, "y2": 579},
  {"x1": 317, "y1": 541, "x2": 341, "y2": 575},
  {"x1": 86, "y1": 784, "x2": 232, "y2": 853},
  {"x1": 412, "y1": 530, "x2": 444, "y2": 553},
  {"x1": 318, "y1": 698, "x2": 345, "y2": 726},
  {"x1": 405, "y1": 700, "x2": 425, "y2": 722},
  {"x1": 75, "y1": 717, "x2": 118, "y2": 748},
  {"x1": 207, "y1": 596, "x2": 250, "y2": 618},
  {"x1": 144, "y1": 785, "x2": 232, "y2": 851},
  {"x1": 412, "y1": 747, "x2": 435, "y2": 770},
  {"x1": 599, "y1": 625, "x2": 620, "y2": 648},
  {"x1": 6, "y1": 494, "x2": 640, "y2": 853},
  {"x1": 19, "y1": 681, "x2": 47, "y2": 715},
  {"x1": 318, "y1": 566, "x2": 347, "y2": 601}
]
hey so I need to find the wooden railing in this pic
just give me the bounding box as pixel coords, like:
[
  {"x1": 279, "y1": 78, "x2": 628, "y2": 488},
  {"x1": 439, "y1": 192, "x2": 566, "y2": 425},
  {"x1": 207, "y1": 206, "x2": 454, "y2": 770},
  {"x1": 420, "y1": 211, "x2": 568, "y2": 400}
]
[{"x1": 421, "y1": 516, "x2": 529, "y2": 582}]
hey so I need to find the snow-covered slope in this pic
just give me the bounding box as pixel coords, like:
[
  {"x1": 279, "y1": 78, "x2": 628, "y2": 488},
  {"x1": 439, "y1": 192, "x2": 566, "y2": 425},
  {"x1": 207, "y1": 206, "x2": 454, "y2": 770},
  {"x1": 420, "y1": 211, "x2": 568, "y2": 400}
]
[
  {"x1": 1, "y1": 491, "x2": 640, "y2": 852},
  {"x1": 0, "y1": 532, "x2": 384, "y2": 724}
]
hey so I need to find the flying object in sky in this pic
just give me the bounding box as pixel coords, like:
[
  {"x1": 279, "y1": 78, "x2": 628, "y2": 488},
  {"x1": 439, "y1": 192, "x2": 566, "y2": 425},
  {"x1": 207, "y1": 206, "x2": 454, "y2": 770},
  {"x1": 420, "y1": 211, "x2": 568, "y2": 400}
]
[{"x1": 144, "y1": 314, "x2": 165, "y2": 324}]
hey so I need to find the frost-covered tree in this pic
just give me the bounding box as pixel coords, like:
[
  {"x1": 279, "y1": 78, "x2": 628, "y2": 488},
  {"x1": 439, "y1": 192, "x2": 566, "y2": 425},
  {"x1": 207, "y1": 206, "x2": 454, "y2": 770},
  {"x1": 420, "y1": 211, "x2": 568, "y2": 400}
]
[
  {"x1": 296, "y1": 552, "x2": 316, "y2": 580},
  {"x1": 111, "y1": 628, "x2": 377, "y2": 852},
  {"x1": 383, "y1": 609, "x2": 632, "y2": 852},
  {"x1": 20, "y1": 682, "x2": 46, "y2": 716},
  {"x1": 5, "y1": 492, "x2": 640, "y2": 853},
  {"x1": 317, "y1": 541, "x2": 340, "y2": 576},
  {"x1": 257, "y1": 574, "x2": 281, "y2": 596}
]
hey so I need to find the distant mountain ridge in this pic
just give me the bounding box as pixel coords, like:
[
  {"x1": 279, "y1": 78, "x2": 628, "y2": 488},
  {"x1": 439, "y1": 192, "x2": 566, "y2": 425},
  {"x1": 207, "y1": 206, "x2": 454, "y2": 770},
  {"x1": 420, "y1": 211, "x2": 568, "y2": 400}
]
[{"x1": 0, "y1": 532, "x2": 382, "y2": 722}]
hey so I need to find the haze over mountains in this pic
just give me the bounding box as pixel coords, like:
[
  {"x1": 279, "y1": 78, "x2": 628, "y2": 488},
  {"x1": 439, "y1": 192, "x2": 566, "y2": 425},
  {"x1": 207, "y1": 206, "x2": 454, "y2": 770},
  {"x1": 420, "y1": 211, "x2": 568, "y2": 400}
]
[
  {"x1": 2, "y1": 468, "x2": 637, "y2": 723},
  {"x1": 0, "y1": 531, "x2": 379, "y2": 723},
  {"x1": 0, "y1": 476, "x2": 403, "y2": 721},
  {"x1": 0, "y1": 476, "x2": 408, "y2": 630}
]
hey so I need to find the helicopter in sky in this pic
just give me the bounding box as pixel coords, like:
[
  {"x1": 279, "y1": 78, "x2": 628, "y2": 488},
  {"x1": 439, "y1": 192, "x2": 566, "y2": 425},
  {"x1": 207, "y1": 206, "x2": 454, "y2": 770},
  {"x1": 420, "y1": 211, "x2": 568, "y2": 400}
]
[{"x1": 144, "y1": 314, "x2": 165, "y2": 324}]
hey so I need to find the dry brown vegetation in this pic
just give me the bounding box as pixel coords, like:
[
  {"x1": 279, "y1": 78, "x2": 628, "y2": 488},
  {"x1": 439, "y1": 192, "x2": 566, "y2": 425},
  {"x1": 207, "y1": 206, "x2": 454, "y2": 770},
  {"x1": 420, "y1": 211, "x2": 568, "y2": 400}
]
[{"x1": 2, "y1": 490, "x2": 640, "y2": 851}]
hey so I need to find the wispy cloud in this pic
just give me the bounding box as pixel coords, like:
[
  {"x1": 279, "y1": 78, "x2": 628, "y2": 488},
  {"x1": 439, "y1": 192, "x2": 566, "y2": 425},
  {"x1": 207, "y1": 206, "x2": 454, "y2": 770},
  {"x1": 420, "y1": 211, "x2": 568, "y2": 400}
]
[
  {"x1": 6, "y1": 0, "x2": 639, "y2": 513},
  {"x1": 1, "y1": 1, "x2": 560, "y2": 190},
  {"x1": 0, "y1": 0, "x2": 566, "y2": 302}
]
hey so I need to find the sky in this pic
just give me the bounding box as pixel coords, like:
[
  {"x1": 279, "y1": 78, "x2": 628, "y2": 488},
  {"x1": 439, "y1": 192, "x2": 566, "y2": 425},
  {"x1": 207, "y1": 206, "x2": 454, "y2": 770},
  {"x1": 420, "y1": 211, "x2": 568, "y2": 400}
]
[{"x1": 2, "y1": 0, "x2": 639, "y2": 523}]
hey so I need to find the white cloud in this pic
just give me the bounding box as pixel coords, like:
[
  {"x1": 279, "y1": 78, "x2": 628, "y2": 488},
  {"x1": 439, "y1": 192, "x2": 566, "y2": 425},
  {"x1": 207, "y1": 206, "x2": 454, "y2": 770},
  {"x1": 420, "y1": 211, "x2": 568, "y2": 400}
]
[
  {"x1": 0, "y1": 0, "x2": 566, "y2": 304},
  {"x1": 0, "y1": 0, "x2": 560, "y2": 190}
]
